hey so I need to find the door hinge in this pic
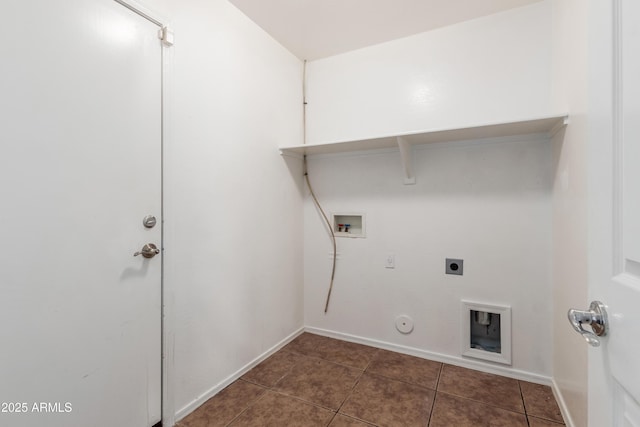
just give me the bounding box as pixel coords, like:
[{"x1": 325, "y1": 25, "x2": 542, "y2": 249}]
[{"x1": 158, "y1": 27, "x2": 174, "y2": 47}]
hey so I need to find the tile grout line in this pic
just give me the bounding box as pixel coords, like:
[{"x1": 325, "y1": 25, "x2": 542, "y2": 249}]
[
  {"x1": 363, "y1": 370, "x2": 439, "y2": 393},
  {"x1": 517, "y1": 380, "x2": 532, "y2": 427},
  {"x1": 245, "y1": 360, "x2": 344, "y2": 417},
  {"x1": 223, "y1": 384, "x2": 269, "y2": 427},
  {"x1": 426, "y1": 392, "x2": 440, "y2": 427},
  {"x1": 210, "y1": 335, "x2": 562, "y2": 427},
  {"x1": 265, "y1": 353, "x2": 339, "y2": 413},
  {"x1": 330, "y1": 348, "x2": 380, "y2": 426},
  {"x1": 435, "y1": 363, "x2": 444, "y2": 391},
  {"x1": 324, "y1": 411, "x2": 339, "y2": 427},
  {"x1": 287, "y1": 348, "x2": 377, "y2": 372},
  {"x1": 283, "y1": 338, "x2": 382, "y2": 408},
  {"x1": 426, "y1": 363, "x2": 445, "y2": 426},
  {"x1": 436, "y1": 365, "x2": 529, "y2": 415},
  {"x1": 268, "y1": 388, "x2": 339, "y2": 413},
  {"x1": 262, "y1": 350, "x2": 364, "y2": 416},
  {"x1": 518, "y1": 381, "x2": 567, "y2": 425},
  {"x1": 334, "y1": 352, "x2": 373, "y2": 413},
  {"x1": 228, "y1": 351, "x2": 318, "y2": 426},
  {"x1": 436, "y1": 390, "x2": 530, "y2": 417},
  {"x1": 362, "y1": 349, "x2": 444, "y2": 392}
]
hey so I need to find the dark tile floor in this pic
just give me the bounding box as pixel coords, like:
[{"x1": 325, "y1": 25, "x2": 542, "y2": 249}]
[{"x1": 177, "y1": 333, "x2": 565, "y2": 427}]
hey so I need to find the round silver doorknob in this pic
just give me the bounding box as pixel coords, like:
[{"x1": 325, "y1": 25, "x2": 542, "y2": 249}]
[
  {"x1": 567, "y1": 300, "x2": 608, "y2": 347},
  {"x1": 133, "y1": 243, "x2": 160, "y2": 258}
]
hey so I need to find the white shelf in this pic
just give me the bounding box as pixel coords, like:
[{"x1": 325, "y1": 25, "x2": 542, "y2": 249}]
[
  {"x1": 280, "y1": 114, "x2": 569, "y2": 157},
  {"x1": 281, "y1": 114, "x2": 568, "y2": 185}
]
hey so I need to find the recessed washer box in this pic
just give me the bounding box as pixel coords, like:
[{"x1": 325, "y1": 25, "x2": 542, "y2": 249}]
[
  {"x1": 331, "y1": 213, "x2": 365, "y2": 238},
  {"x1": 461, "y1": 301, "x2": 512, "y2": 365}
]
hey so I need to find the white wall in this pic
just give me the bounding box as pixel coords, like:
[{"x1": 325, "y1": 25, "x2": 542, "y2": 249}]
[
  {"x1": 304, "y1": 138, "x2": 553, "y2": 376},
  {"x1": 145, "y1": 0, "x2": 304, "y2": 421},
  {"x1": 305, "y1": 1, "x2": 553, "y2": 144},
  {"x1": 304, "y1": 2, "x2": 555, "y2": 378},
  {"x1": 549, "y1": 1, "x2": 589, "y2": 426}
]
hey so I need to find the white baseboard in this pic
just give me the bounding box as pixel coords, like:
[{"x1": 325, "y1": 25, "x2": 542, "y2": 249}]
[
  {"x1": 550, "y1": 377, "x2": 576, "y2": 427},
  {"x1": 173, "y1": 325, "x2": 558, "y2": 425},
  {"x1": 173, "y1": 326, "x2": 305, "y2": 423},
  {"x1": 304, "y1": 326, "x2": 553, "y2": 386}
]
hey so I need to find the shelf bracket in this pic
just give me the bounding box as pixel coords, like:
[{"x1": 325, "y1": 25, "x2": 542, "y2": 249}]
[
  {"x1": 397, "y1": 137, "x2": 416, "y2": 185},
  {"x1": 549, "y1": 115, "x2": 570, "y2": 137}
]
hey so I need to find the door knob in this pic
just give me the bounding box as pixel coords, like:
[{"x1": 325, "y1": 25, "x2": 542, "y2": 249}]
[
  {"x1": 567, "y1": 301, "x2": 608, "y2": 347},
  {"x1": 133, "y1": 243, "x2": 160, "y2": 259}
]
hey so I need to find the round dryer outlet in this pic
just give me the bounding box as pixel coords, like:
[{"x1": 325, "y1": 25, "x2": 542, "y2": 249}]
[{"x1": 395, "y1": 315, "x2": 414, "y2": 334}]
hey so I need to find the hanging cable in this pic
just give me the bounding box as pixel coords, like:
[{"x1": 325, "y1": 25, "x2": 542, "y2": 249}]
[
  {"x1": 303, "y1": 60, "x2": 308, "y2": 145},
  {"x1": 304, "y1": 157, "x2": 337, "y2": 313},
  {"x1": 302, "y1": 60, "x2": 337, "y2": 313}
]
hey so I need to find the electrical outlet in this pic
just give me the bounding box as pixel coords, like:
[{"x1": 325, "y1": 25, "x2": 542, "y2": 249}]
[
  {"x1": 446, "y1": 258, "x2": 463, "y2": 275},
  {"x1": 385, "y1": 254, "x2": 395, "y2": 269}
]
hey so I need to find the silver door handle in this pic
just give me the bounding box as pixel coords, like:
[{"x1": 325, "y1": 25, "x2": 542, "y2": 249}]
[
  {"x1": 133, "y1": 243, "x2": 160, "y2": 259},
  {"x1": 567, "y1": 301, "x2": 608, "y2": 347}
]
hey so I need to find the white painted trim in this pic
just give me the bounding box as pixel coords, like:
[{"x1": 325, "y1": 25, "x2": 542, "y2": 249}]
[
  {"x1": 551, "y1": 377, "x2": 576, "y2": 427},
  {"x1": 461, "y1": 301, "x2": 512, "y2": 365},
  {"x1": 160, "y1": 20, "x2": 176, "y2": 427},
  {"x1": 549, "y1": 115, "x2": 570, "y2": 137},
  {"x1": 304, "y1": 326, "x2": 552, "y2": 386},
  {"x1": 612, "y1": 0, "x2": 624, "y2": 275},
  {"x1": 111, "y1": 1, "x2": 173, "y2": 426},
  {"x1": 112, "y1": 0, "x2": 169, "y2": 28},
  {"x1": 301, "y1": 146, "x2": 400, "y2": 160},
  {"x1": 303, "y1": 132, "x2": 551, "y2": 161},
  {"x1": 173, "y1": 327, "x2": 305, "y2": 423},
  {"x1": 396, "y1": 136, "x2": 416, "y2": 184},
  {"x1": 279, "y1": 149, "x2": 305, "y2": 159},
  {"x1": 411, "y1": 131, "x2": 551, "y2": 152},
  {"x1": 281, "y1": 114, "x2": 568, "y2": 156}
]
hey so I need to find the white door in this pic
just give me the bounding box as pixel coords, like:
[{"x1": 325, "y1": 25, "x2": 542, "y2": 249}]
[
  {"x1": 0, "y1": 1, "x2": 162, "y2": 426},
  {"x1": 583, "y1": 0, "x2": 640, "y2": 425}
]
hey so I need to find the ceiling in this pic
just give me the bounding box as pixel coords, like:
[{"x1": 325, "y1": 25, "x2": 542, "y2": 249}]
[{"x1": 228, "y1": 0, "x2": 544, "y2": 60}]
